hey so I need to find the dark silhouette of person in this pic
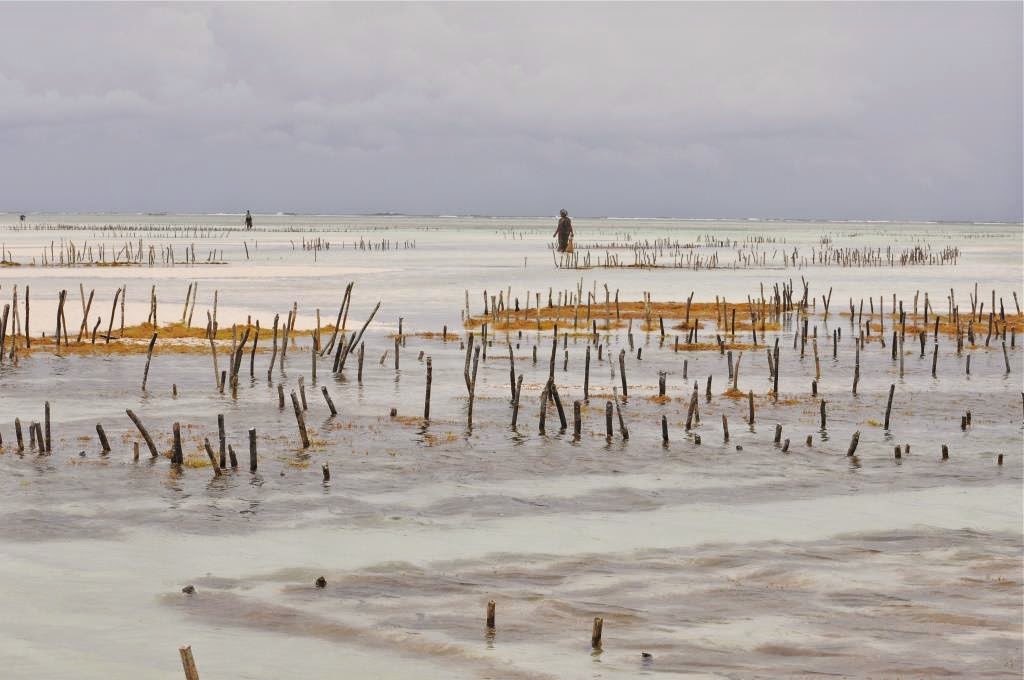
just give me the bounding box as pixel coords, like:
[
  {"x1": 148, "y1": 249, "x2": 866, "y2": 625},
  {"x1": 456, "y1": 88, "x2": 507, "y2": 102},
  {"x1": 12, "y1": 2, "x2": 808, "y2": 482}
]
[
  {"x1": 553, "y1": 209, "x2": 573, "y2": 252},
  {"x1": 244, "y1": 210, "x2": 253, "y2": 230}
]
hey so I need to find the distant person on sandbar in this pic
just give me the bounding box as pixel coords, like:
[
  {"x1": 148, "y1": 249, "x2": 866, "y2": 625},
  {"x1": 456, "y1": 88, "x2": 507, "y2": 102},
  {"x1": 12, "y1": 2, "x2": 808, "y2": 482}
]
[
  {"x1": 553, "y1": 208, "x2": 573, "y2": 252},
  {"x1": 244, "y1": 210, "x2": 253, "y2": 230}
]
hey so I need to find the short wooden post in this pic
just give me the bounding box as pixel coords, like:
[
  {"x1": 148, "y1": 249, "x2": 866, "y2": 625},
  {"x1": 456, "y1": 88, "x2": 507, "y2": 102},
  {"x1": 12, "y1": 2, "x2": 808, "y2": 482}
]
[
  {"x1": 96, "y1": 423, "x2": 111, "y2": 453},
  {"x1": 291, "y1": 391, "x2": 310, "y2": 448},
  {"x1": 573, "y1": 400, "x2": 582, "y2": 438},
  {"x1": 618, "y1": 349, "x2": 627, "y2": 397},
  {"x1": 591, "y1": 616, "x2": 603, "y2": 649},
  {"x1": 584, "y1": 345, "x2": 590, "y2": 401},
  {"x1": 605, "y1": 401, "x2": 613, "y2": 438},
  {"x1": 883, "y1": 384, "x2": 895, "y2": 430},
  {"x1": 142, "y1": 332, "x2": 158, "y2": 390},
  {"x1": 126, "y1": 409, "x2": 159, "y2": 458},
  {"x1": 172, "y1": 422, "x2": 184, "y2": 465},
  {"x1": 511, "y1": 374, "x2": 524, "y2": 428},
  {"x1": 322, "y1": 386, "x2": 338, "y2": 416},
  {"x1": 217, "y1": 414, "x2": 226, "y2": 468},
  {"x1": 486, "y1": 600, "x2": 496, "y2": 629},
  {"x1": 203, "y1": 438, "x2": 222, "y2": 476},
  {"x1": 248, "y1": 428, "x2": 258, "y2": 472},
  {"x1": 44, "y1": 401, "x2": 51, "y2": 452},
  {"x1": 846, "y1": 430, "x2": 860, "y2": 457},
  {"x1": 179, "y1": 645, "x2": 200, "y2": 680},
  {"x1": 424, "y1": 356, "x2": 432, "y2": 420}
]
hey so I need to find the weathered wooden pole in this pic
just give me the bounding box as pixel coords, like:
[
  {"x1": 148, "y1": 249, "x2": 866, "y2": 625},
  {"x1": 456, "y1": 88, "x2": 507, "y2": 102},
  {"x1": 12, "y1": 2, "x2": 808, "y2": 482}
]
[
  {"x1": 141, "y1": 332, "x2": 158, "y2": 390},
  {"x1": 511, "y1": 374, "x2": 524, "y2": 428},
  {"x1": 573, "y1": 400, "x2": 582, "y2": 438},
  {"x1": 43, "y1": 401, "x2": 51, "y2": 453},
  {"x1": 538, "y1": 381, "x2": 549, "y2": 435},
  {"x1": 605, "y1": 401, "x2": 613, "y2": 438},
  {"x1": 618, "y1": 349, "x2": 627, "y2": 397},
  {"x1": 217, "y1": 414, "x2": 226, "y2": 468},
  {"x1": 883, "y1": 384, "x2": 895, "y2": 430},
  {"x1": 466, "y1": 345, "x2": 480, "y2": 430},
  {"x1": 203, "y1": 438, "x2": 222, "y2": 476},
  {"x1": 486, "y1": 600, "x2": 496, "y2": 629},
  {"x1": 179, "y1": 645, "x2": 200, "y2": 680},
  {"x1": 424, "y1": 356, "x2": 432, "y2": 420},
  {"x1": 584, "y1": 344, "x2": 591, "y2": 401},
  {"x1": 612, "y1": 387, "x2": 629, "y2": 439},
  {"x1": 507, "y1": 344, "x2": 516, "y2": 400},
  {"x1": 248, "y1": 428, "x2": 258, "y2": 472},
  {"x1": 591, "y1": 617, "x2": 603, "y2": 649},
  {"x1": 290, "y1": 391, "x2": 310, "y2": 448},
  {"x1": 96, "y1": 423, "x2": 111, "y2": 453},
  {"x1": 126, "y1": 409, "x2": 158, "y2": 458},
  {"x1": 846, "y1": 431, "x2": 860, "y2": 457},
  {"x1": 172, "y1": 422, "x2": 184, "y2": 465},
  {"x1": 550, "y1": 381, "x2": 568, "y2": 430}
]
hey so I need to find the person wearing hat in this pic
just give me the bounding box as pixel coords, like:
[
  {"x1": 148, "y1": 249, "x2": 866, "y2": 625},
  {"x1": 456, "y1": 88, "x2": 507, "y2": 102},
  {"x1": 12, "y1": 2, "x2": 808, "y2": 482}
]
[{"x1": 553, "y1": 209, "x2": 573, "y2": 252}]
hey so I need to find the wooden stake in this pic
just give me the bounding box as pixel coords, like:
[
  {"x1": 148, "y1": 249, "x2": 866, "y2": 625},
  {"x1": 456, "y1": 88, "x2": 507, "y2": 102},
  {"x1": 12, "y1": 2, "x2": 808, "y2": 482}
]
[
  {"x1": 141, "y1": 332, "x2": 157, "y2": 390},
  {"x1": 248, "y1": 428, "x2": 258, "y2": 472},
  {"x1": 96, "y1": 423, "x2": 111, "y2": 453},
  {"x1": 126, "y1": 409, "x2": 158, "y2": 458},
  {"x1": 290, "y1": 392, "x2": 310, "y2": 448},
  {"x1": 172, "y1": 422, "x2": 184, "y2": 465},
  {"x1": 846, "y1": 431, "x2": 860, "y2": 457},
  {"x1": 884, "y1": 384, "x2": 895, "y2": 430},
  {"x1": 179, "y1": 645, "x2": 200, "y2": 680},
  {"x1": 203, "y1": 438, "x2": 222, "y2": 476},
  {"x1": 511, "y1": 374, "x2": 524, "y2": 428},
  {"x1": 424, "y1": 357, "x2": 432, "y2": 420}
]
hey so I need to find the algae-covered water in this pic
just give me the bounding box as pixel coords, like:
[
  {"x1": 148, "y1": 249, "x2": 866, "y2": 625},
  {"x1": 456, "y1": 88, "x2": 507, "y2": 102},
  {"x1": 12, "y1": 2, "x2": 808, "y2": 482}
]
[{"x1": 0, "y1": 214, "x2": 1021, "y2": 679}]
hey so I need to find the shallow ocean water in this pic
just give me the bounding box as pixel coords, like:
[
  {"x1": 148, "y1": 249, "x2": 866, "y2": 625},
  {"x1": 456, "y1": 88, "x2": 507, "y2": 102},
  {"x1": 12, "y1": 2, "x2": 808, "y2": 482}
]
[{"x1": 0, "y1": 214, "x2": 1020, "y2": 678}]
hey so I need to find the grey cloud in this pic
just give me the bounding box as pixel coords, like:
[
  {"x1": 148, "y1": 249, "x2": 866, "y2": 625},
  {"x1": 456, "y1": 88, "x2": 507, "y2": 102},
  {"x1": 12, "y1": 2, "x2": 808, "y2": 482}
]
[{"x1": 0, "y1": 2, "x2": 1019, "y2": 220}]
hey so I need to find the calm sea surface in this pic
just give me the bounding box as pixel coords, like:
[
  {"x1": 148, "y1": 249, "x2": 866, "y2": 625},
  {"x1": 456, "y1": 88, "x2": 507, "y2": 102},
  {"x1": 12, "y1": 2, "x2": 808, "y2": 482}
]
[{"x1": 0, "y1": 214, "x2": 1020, "y2": 678}]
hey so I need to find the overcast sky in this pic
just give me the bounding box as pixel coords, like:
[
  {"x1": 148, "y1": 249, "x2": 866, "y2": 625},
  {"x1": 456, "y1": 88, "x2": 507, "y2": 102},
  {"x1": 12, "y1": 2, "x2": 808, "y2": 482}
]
[{"x1": 0, "y1": 2, "x2": 1020, "y2": 221}]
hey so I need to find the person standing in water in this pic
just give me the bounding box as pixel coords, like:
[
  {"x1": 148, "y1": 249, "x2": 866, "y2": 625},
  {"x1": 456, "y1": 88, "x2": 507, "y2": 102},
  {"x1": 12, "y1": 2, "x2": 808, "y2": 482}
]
[
  {"x1": 553, "y1": 208, "x2": 573, "y2": 252},
  {"x1": 244, "y1": 210, "x2": 253, "y2": 230}
]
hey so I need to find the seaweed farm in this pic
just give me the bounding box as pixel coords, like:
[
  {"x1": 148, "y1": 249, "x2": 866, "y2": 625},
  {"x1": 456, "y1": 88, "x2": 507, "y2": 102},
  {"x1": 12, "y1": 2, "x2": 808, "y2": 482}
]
[{"x1": 0, "y1": 214, "x2": 1021, "y2": 679}]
